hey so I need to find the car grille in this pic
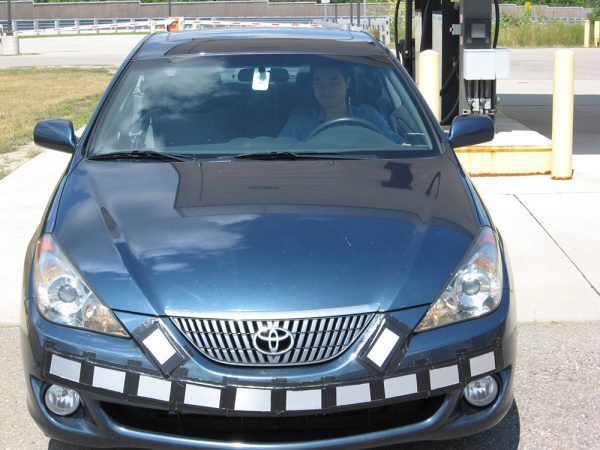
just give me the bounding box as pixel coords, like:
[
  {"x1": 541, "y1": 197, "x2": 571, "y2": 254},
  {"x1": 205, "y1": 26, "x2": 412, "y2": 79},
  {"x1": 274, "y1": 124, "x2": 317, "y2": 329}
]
[
  {"x1": 101, "y1": 396, "x2": 445, "y2": 443},
  {"x1": 171, "y1": 313, "x2": 374, "y2": 366}
]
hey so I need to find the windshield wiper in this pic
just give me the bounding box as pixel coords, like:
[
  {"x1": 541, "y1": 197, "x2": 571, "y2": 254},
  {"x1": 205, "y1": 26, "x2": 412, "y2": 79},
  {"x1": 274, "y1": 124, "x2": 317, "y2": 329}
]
[
  {"x1": 89, "y1": 151, "x2": 192, "y2": 162},
  {"x1": 230, "y1": 151, "x2": 374, "y2": 160}
]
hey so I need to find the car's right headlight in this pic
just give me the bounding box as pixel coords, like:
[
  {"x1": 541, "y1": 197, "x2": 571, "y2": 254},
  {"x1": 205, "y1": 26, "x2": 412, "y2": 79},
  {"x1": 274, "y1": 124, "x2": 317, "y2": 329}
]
[
  {"x1": 33, "y1": 234, "x2": 128, "y2": 337},
  {"x1": 415, "y1": 227, "x2": 503, "y2": 332}
]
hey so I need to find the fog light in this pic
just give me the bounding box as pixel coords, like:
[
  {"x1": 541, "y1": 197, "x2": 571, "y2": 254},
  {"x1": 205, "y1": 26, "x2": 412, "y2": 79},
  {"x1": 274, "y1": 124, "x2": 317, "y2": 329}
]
[
  {"x1": 463, "y1": 376, "x2": 498, "y2": 407},
  {"x1": 44, "y1": 384, "x2": 81, "y2": 416}
]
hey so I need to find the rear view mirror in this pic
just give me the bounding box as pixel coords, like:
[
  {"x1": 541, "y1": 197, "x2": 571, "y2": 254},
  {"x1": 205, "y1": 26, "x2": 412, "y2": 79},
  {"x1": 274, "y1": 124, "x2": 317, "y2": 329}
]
[
  {"x1": 448, "y1": 115, "x2": 494, "y2": 148},
  {"x1": 33, "y1": 119, "x2": 77, "y2": 154},
  {"x1": 237, "y1": 67, "x2": 290, "y2": 83}
]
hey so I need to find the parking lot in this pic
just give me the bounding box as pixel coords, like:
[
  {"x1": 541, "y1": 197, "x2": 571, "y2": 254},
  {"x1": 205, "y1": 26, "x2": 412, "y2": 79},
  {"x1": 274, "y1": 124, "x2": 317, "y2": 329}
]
[{"x1": 0, "y1": 35, "x2": 599, "y2": 449}]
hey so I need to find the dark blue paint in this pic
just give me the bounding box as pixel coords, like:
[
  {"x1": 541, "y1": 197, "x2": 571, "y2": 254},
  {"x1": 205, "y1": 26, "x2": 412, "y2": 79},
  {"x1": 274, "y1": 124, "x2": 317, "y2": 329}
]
[
  {"x1": 33, "y1": 119, "x2": 77, "y2": 154},
  {"x1": 448, "y1": 114, "x2": 495, "y2": 148},
  {"x1": 53, "y1": 155, "x2": 476, "y2": 314},
  {"x1": 21, "y1": 28, "x2": 516, "y2": 449}
]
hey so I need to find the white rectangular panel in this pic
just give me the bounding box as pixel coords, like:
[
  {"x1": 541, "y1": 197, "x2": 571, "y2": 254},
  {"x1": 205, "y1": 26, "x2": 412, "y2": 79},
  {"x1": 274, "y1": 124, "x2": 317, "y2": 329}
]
[
  {"x1": 495, "y1": 48, "x2": 510, "y2": 79},
  {"x1": 367, "y1": 328, "x2": 400, "y2": 367},
  {"x1": 470, "y1": 352, "x2": 496, "y2": 377},
  {"x1": 429, "y1": 365, "x2": 459, "y2": 390},
  {"x1": 92, "y1": 366, "x2": 126, "y2": 393},
  {"x1": 137, "y1": 375, "x2": 171, "y2": 402},
  {"x1": 384, "y1": 374, "x2": 418, "y2": 398},
  {"x1": 336, "y1": 383, "x2": 371, "y2": 407},
  {"x1": 142, "y1": 329, "x2": 176, "y2": 365},
  {"x1": 184, "y1": 384, "x2": 221, "y2": 409},
  {"x1": 463, "y1": 49, "x2": 496, "y2": 80},
  {"x1": 234, "y1": 388, "x2": 271, "y2": 412},
  {"x1": 286, "y1": 389, "x2": 322, "y2": 411},
  {"x1": 49, "y1": 355, "x2": 81, "y2": 382}
]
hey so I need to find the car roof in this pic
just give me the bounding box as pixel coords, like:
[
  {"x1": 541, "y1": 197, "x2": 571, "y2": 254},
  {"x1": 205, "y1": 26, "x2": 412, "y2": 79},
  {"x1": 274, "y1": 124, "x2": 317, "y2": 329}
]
[{"x1": 135, "y1": 27, "x2": 384, "y2": 60}]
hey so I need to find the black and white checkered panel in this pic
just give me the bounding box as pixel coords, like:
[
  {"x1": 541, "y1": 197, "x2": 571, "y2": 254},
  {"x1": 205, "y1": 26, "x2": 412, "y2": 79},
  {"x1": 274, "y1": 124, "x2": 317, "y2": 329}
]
[{"x1": 44, "y1": 344, "x2": 502, "y2": 415}]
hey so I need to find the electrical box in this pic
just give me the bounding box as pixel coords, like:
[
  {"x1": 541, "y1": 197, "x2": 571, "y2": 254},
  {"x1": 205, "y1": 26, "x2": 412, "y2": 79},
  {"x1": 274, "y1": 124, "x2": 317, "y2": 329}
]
[{"x1": 463, "y1": 48, "x2": 510, "y2": 80}]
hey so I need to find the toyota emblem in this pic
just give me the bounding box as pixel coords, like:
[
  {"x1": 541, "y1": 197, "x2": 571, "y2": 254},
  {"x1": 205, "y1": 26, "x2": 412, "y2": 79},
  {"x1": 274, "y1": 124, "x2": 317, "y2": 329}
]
[{"x1": 252, "y1": 326, "x2": 294, "y2": 356}]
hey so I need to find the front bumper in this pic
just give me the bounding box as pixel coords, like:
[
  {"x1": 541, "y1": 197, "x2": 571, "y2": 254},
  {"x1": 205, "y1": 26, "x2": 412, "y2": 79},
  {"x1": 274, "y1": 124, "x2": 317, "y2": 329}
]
[{"x1": 22, "y1": 287, "x2": 516, "y2": 449}]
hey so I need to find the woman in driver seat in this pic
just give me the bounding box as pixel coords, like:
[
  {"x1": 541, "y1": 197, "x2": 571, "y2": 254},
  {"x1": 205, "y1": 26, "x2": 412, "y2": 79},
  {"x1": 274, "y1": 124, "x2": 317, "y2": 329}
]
[{"x1": 279, "y1": 64, "x2": 403, "y2": 143}]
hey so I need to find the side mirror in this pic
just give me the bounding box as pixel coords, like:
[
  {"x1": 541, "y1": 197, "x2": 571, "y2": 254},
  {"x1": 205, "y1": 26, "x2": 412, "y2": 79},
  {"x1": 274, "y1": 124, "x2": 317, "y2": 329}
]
[
  {"x1": 448, "y1": 115, "x2": 495, "y2": 148},
  {"x1": 33, "y1": 119, "x2": 77, "y2": 154}
]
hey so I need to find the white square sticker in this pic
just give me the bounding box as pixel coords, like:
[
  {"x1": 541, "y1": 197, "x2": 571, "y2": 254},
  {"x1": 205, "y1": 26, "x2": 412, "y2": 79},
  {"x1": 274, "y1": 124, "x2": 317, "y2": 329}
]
[{"x1": 143, "y1": 329, "x2": 176, "y2": 365}]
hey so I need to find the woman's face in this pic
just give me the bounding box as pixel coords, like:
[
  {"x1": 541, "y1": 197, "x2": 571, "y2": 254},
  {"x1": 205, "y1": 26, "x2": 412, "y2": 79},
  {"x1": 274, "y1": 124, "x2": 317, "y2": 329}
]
[{"x1": 312, "y1": 67, "x2": 350, "y2": 110}]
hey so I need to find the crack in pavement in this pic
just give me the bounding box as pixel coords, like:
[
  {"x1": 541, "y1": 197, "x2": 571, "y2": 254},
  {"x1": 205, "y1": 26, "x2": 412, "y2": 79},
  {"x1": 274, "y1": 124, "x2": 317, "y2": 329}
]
[{"x1": 513, "y1": 193, "x2": 600, "y2": 297}]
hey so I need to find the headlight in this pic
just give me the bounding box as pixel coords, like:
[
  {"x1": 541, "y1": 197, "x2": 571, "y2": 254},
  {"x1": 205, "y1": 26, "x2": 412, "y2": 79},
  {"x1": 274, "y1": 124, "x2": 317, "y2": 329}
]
[
  {"x1": 415, "y1": 227, "x2": 503, "y2": 332},
  {"x1": 33, "y1": 234, "x2": 128, "y2": 337}
]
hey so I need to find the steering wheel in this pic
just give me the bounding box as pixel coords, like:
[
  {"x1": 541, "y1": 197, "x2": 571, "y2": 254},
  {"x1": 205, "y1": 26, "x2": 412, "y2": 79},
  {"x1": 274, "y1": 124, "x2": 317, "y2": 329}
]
[{"x1": 308, "y1": 117, "x2": 382, "y2": 140}]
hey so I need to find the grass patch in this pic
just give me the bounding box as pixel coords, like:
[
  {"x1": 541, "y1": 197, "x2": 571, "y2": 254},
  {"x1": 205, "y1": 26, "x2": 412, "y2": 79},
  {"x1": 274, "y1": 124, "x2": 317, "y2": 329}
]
[
  {"x1": 0, "y1": 67, "x2": 113, "y2": 155},
  {"x1": 499, "y1": 17, "x2": 584, "y2": 48},
  {"x1": 26, "y1": 148, "x2": 42, "y2": 159}
]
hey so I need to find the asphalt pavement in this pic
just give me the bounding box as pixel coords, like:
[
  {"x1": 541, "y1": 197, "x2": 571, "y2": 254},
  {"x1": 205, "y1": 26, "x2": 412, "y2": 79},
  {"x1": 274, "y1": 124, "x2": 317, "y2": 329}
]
[{"x1": 0, "y1": 36, "x2": 599, "y2": 449}]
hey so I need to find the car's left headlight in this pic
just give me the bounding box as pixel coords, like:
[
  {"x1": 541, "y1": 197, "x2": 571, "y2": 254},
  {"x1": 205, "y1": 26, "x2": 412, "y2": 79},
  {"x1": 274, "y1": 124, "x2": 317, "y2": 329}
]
[
  {"x1": 33, "y1": 234, "x2": 128, "y2": 337},
  {"x1": 415, "y1": 227, "x2": 503, "y2": 332}
]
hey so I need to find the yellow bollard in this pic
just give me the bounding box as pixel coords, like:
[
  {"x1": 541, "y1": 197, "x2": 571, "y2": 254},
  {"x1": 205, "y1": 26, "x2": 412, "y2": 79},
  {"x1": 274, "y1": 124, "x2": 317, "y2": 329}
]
[
  {"x1": 150, "y1": 21, "x2": 156, "y2": 34},
  {"x1": 417, "y1": 50, "x2": 441, "y2": 122},
  {"x1": 551, "y1": 50, "x2": 574, "y2": 180},
  {"x1": 595, "y1": 21, "x2": 600, "y2": 47},
  {"x1": 583, "y1": 20, "x2": 590, "y2": 48}
]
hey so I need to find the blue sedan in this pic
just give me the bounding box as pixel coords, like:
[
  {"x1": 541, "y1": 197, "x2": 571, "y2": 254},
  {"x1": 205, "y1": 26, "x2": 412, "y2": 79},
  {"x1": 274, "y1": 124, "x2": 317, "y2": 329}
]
[{"x1": 22, "y1": 27, "x2": 515, "y2": 449}]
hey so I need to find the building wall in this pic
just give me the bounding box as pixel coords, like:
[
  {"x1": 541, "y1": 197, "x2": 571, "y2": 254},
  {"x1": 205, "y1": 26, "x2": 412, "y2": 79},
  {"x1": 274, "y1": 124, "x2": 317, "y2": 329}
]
[
  {"x1": 1, "y1": 1, "x2": 390, "y2": 20},
  {"x1": 0, "y1": 1, "x2": 592, "y2": 21}
]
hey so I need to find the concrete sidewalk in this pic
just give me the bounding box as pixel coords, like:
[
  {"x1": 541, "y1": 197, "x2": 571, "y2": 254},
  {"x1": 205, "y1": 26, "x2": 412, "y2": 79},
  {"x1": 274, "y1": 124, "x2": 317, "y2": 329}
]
[{"x1": 1, "y1": 148, "x2": 599, "y2": 326}]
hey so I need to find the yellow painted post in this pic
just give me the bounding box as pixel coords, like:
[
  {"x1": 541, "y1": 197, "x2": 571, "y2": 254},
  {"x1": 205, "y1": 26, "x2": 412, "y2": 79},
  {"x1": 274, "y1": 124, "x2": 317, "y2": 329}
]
[
  {"x1": 584, "y1": 20, "x2": 590, "y2": 48},
  {"x1": 594, "y1": 21, "x2": 600, "y2": 47},
  {"x1": 417, "y1": 50, "x2": 441, "y2": 122},
  {"x1": 150, "y1": 21, "x2": 156, "y2": 34},
  {"x1": 551, "y1": 50, "x2": 574, "y2": 180}
]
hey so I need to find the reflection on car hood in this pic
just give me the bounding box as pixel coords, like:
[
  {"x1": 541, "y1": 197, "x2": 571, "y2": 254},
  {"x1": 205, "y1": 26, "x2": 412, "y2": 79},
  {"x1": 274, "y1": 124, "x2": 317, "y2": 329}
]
[{"x1": 54, "y1": 156, "x2": 479, "y2": 315}]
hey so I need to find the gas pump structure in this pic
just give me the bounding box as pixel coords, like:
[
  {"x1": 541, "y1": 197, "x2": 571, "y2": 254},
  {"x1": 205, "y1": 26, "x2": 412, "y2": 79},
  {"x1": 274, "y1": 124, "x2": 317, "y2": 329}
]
[{"x1": 394, "y1": 0, "x2": 509, "y2": 125}]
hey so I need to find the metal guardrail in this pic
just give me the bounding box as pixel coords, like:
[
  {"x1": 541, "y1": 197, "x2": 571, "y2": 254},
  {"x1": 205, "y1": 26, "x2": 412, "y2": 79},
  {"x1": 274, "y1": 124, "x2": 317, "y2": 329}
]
[{"x1": 0, "y1": 16, "x2": 391, "y2": 45}]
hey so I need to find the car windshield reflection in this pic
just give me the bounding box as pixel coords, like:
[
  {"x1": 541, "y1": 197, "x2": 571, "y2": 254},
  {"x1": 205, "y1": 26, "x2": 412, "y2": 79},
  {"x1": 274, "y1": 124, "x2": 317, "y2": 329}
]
[{"x1": 88, "y1": 54, "x2": 436, "y2": 158}]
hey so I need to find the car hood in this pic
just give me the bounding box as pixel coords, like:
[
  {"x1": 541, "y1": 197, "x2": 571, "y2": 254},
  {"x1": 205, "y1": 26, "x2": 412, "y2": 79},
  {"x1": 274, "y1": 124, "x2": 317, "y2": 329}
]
[{"x1": 53, "y1": 156, "x2": 479, "y2": 316}]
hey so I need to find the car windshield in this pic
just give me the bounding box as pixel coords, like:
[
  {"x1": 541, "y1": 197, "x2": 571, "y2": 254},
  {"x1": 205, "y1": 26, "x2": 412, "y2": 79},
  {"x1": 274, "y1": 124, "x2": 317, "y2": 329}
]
[{"x1": 88, "y1": 54, "x2": 438, "y2": 158}]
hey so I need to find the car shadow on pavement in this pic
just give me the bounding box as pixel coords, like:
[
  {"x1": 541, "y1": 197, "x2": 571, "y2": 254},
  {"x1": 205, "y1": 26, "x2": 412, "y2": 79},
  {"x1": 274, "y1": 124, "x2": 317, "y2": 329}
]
[
  {"x1": 499, "y1": 93, "x2": 600, "y2": 155},
  {"x1": 47, "y1": 400, "x2": 520, "y2": 450}
]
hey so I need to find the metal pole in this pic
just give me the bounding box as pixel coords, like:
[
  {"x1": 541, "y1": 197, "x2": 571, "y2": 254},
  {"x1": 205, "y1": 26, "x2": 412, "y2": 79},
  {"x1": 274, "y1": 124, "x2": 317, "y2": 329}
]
[
  {"x1": 350, "y1": 1, "x2": 353, "y2": 26},
  {"x1": 357, "y1": 0, "x2": 360, "y2": 27},
  {"x1": 6, "y1": 0, "x2": 13, "y2": 36},
  {"x1": 334, "y1": 0, "x2": 337, "y2": 23},
  {"x1": 168, "y1": 0, "x2": 172, "y2": 18}
]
